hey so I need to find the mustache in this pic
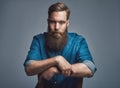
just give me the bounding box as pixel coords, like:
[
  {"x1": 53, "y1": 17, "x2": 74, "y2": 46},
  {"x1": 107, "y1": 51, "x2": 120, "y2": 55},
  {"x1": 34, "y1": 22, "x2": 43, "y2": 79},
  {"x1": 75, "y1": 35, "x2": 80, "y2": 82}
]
[{"x1": 48, "y1": 31, "x2": 63, "y2": 36}]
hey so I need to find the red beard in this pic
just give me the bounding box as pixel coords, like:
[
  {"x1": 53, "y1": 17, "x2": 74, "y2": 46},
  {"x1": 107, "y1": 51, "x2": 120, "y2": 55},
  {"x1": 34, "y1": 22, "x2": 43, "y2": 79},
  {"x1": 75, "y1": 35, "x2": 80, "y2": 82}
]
[{"x1": 45, "y1": 29, "x2": 68, "y2": 51}]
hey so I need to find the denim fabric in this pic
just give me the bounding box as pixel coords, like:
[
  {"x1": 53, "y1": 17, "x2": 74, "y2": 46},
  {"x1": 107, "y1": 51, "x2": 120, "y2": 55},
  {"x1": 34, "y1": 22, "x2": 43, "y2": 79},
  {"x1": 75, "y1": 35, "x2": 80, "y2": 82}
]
[{"x1": 24, "y1": 32, "x2": 96, "y2": 88}]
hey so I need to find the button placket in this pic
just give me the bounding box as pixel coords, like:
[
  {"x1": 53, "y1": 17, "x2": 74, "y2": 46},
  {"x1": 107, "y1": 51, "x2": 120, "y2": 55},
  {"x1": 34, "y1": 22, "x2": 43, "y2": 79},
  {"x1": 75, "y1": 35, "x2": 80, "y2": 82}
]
[{"x1": 52, "y1": 80, "x2": 57, "y2": 88}]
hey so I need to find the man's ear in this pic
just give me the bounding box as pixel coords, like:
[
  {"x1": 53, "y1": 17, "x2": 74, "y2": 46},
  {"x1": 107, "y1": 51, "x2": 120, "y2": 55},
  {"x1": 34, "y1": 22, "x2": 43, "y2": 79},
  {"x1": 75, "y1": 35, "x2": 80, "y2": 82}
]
[
  {"x1": 67, "y1": 20, "x2": 70, "y2": 27},
  {"x1": 47, "y1": 18, "x2": 49, "y2": 23}
]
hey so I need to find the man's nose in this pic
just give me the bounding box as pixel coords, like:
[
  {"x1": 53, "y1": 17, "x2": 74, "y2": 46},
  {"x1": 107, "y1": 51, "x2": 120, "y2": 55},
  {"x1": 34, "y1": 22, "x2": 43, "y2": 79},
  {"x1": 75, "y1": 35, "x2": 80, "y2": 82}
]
[{"x1": 55, "y1": 22, "x2": 60, "y2": 30}]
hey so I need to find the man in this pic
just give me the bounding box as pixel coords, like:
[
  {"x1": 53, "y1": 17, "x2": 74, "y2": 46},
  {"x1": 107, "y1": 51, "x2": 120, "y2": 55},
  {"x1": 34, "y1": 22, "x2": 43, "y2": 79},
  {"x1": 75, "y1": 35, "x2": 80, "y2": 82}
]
[{"x1": 24, "y1": 2, "x2": 97, "y2": 88}]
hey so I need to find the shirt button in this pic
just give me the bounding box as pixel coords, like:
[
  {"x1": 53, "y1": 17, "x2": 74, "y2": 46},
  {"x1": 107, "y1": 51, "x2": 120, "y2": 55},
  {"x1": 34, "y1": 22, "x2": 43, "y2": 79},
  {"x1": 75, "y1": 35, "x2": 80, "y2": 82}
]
[
  {"x1": 54, "y1": 81, "x2": 56, "y2": 84},
  {"x1": 52, "y1": 81, "x2": 56, "y2": 88}
]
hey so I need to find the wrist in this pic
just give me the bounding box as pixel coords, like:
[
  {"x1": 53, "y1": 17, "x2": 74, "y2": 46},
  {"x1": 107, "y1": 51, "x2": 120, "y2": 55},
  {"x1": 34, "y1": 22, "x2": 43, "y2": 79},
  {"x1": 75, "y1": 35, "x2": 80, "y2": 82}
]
[
  {"x1": 54, "y1": 56, "x2": 60, "y2": 64},
  {"x1": 53, "y1": 66, "x2": 60, "y2": 74}
]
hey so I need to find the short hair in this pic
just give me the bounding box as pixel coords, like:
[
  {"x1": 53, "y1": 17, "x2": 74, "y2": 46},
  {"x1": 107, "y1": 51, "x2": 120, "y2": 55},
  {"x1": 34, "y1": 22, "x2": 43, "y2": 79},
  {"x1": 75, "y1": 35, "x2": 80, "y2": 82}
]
[{"x1": 48, "y1": 2, "x2": 70, "y2": 20}]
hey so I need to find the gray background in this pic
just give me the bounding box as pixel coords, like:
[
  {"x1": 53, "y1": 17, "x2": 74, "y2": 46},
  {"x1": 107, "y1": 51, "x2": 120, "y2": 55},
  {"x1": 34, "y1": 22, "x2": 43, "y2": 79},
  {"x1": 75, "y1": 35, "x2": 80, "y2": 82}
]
[{"x1": 0, "y1": 0, "x2": 120, "y2": 88}]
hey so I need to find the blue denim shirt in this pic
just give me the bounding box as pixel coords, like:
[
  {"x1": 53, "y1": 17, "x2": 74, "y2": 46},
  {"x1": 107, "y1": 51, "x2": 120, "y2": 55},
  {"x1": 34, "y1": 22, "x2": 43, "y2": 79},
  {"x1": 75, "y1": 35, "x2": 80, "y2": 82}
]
[{"x1": 24, "y1": 32, "x2": 96, "y2": 88}]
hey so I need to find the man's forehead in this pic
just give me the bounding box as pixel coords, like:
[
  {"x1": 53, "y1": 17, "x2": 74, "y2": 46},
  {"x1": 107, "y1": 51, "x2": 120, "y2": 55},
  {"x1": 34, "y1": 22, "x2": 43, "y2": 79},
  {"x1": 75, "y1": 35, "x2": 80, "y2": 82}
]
[{"x1": 49, "y1": 11, "x2": 67, "y2": 20}]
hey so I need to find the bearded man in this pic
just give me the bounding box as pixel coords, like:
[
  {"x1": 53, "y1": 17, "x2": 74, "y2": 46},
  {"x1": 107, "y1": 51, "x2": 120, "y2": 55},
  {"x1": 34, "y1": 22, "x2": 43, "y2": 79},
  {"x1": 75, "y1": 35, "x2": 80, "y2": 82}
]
[{"x1": 24, "y1": 2, "x2": 97, "y2": 88}]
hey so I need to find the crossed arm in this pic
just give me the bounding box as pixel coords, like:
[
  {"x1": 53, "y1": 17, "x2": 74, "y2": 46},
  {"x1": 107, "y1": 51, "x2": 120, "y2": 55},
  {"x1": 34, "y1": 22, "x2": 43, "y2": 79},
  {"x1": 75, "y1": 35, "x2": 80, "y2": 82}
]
[{"x1": 25, "y1": 55, "x2": 93, "y2": 80}]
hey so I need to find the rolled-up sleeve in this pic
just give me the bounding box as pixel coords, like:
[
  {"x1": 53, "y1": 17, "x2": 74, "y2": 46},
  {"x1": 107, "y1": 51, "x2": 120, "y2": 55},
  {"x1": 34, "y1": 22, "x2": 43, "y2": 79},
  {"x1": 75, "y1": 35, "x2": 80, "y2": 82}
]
[
  {"x1": 24, "y1": 36, "x2": 41, "y2": 67},
  {"x1": 77, "y1": 37, "x2": 97, "y2": 74},
  {"x1": 83, "y1": 60, "x2": 96, "y2": 74}
]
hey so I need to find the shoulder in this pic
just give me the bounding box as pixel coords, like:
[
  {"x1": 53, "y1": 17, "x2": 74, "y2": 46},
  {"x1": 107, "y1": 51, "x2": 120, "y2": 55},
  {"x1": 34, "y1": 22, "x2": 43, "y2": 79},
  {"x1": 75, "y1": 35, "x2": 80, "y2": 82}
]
[
  {"x1": 33, "y1": 33, "x2": 44, "y2": 39},
  {"x1": 31, "y1": 33, "x2": 45, "y2": 45},
  {"x1": 68, "y1": 32, "x2": 85, "y2": 42},
  {"x1": 32, "y1": 33, "x2": 45, "y2": 41}
]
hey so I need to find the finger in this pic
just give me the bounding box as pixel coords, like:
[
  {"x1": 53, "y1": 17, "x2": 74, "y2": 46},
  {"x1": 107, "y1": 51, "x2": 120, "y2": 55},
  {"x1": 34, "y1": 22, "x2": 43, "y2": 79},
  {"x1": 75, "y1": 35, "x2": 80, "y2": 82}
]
[
  {"x1": 62, "y1": 70, "x2": 70, "y2": 76},
  {"x1": 64, "y1": 71, "x2": 68, "y2": 76},
  {"x1": 67, "y1": 70, "x2": 71, "y2": 76},
  {"x1": 62, "y1": 70, "x2": 67, "y2": 76}
]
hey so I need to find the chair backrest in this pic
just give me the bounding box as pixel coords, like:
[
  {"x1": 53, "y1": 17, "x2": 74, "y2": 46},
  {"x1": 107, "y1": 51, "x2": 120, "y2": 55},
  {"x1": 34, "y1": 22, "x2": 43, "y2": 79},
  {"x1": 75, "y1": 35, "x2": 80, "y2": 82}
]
[
  {"x1": 36, "y1": 75, "x2": 44, "y2": 88},
  {"x1": 36, "y1": 75, "x2": 83, "y2": 88},
  {"x1": 77, "y1": 78, "x2": 83, "y2": 88}
]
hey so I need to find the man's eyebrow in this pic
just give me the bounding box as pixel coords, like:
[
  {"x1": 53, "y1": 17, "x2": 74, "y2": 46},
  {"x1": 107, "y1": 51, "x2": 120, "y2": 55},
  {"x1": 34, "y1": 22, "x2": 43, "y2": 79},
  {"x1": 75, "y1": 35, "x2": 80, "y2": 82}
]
[{"x1": 48, "y1": 19, "x2": 66, "y2": 21}]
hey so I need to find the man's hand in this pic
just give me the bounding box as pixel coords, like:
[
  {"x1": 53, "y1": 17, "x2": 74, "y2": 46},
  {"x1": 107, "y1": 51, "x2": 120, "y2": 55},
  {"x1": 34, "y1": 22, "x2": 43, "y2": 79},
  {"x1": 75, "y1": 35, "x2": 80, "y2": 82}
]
[
  {"x1": 41, "y1": 67, "x2": 59, "y2": 80},
  {"x1": 55, "y1": 56, "x2": 72, "y2": 76}
]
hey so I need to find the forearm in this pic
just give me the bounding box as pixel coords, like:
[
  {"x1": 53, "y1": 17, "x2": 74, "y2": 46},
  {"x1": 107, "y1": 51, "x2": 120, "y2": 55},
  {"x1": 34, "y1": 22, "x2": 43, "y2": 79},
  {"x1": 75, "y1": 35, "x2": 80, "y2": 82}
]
[
  {"x1": 71, "y1": 63, "x2": 93, "y2": 77},
  {"x1": 38, "y1": 66, "x2": 60, "y2": 80},
  {"x1": 25, "y1": 57, "x2": 57, "y2": 76}
]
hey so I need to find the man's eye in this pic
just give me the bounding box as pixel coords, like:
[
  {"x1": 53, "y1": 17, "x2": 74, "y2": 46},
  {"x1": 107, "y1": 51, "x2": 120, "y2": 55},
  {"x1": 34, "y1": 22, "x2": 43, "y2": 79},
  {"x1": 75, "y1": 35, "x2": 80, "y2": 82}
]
[
  {"x1": 59, "y1": 21, "x2": 65, "y2": 25},
  {"x1": 48, "y1": 20, "x2": 66, "y2": 25},
  {"x1": 49, "y1": 21, "x2": 56, "y2": 24}
]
